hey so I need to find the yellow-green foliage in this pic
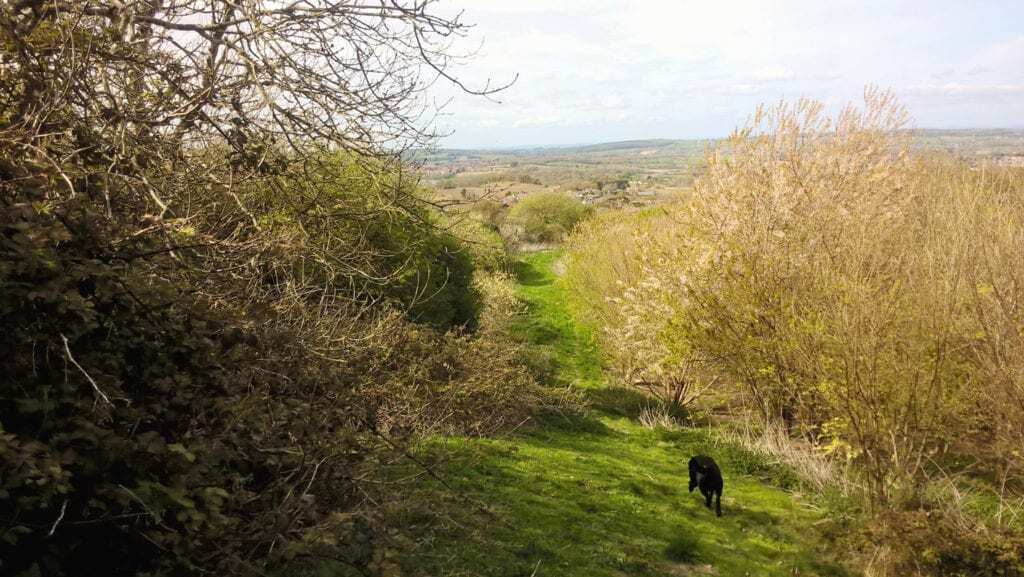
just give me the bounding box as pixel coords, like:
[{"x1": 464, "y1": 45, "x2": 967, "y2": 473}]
[
  {"x1": 563, "y1": 209, "x2": 652, "y2": 331},
  {"x1": 505, "y1": 191, "x2": 592, "y2": 243},
  {"x1": 566, "y1": 90, "x2": 1024, "y2": 508},
  {"x1": 446, "y1": 213, "x2": 511, "y2": 273},
  {"x1": 563, "y1": 208, "x2": 715, "y2": 410}
]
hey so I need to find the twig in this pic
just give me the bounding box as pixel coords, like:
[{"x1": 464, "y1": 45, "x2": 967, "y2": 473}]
[
  {"x1": 300, "y1": 457, "x2": 328, "y2": 500},
  {"x1": 61, "y1": 334, "x2": 113, "y2": 406},
  {"x1": 118, "y1": 484, "x2": 172, "y2": 531},
  {"x1": 48, "y1": 499, "x2": 68, "y2": 537}
]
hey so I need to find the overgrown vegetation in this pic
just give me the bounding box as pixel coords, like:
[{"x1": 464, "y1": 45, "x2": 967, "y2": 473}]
[
  {"x1": 0, "y1": 2, "x2": 546, "y2": 575},
  {"x1": 565, "y1": 90, "x2": 1024, "y2": 575}
]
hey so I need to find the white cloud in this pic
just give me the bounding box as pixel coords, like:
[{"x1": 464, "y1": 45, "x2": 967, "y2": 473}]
[
  {"x1": 725, "y1": 84, "x2": 763, "y2": 95},
  {"x1": 909, "y1": 82, "x2": 1024, "y2": 96},
  {"x1": 614, "y1": 0, "x2": 772, "y2": 58},
  {"x1": 512, "y1": 114, "x2": 567, "y2": 128},
  {"x1": 429, "y1": 0, "x2": 1024, "y2": 147},
  {"x1": 754, "y1": 66, "x2": 796, "y2": 82},
  {"x1": 987, "y1": 35, "x2": 1024, "y2": 66},
  {"x1": 446, "y1": 0, "x2": 587, "y2": 15}
]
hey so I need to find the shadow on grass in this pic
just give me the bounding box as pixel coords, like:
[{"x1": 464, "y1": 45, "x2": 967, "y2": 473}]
[
  {"x1": 719, "y1": 502, "x2": 779, "y2": 526},
  {"x1": 585, "y1": 386, "x2": 660, "y2": 419},
  {"x1": 514, "y1": 315, "x2": 563, "y2": 345},
  {"x1": 513, "y1": 260, "x2": 552, "y2": 287},
  {"x1": 529, "y1": 410, "x2": 615, "y2": 437},
  {"x1": 664, "y1": 530, "x2": 703, "y2": 563}
]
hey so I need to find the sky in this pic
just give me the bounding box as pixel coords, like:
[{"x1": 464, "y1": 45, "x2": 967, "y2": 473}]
[{"x1": 426, "y1": 0, "x2": 1024, "y2": 148}]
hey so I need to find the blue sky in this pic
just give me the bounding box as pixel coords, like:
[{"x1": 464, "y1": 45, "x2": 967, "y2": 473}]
[{"x1": 428, "y1": 0, "x2": 1024, "y2": 148}]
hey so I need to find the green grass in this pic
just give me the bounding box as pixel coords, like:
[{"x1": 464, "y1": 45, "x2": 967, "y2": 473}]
[
  {"x1": 387, "y1": 250, "x2": 848, "y2": 577},
  {"x1": 509, "y1": 250, "x2": 606, "y2": 389}
]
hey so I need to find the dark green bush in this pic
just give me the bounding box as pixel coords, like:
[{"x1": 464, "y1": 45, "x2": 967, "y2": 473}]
[
  {"x1": 448, "y1": 216, "x2": 510, "y2": 274},
  {"x1": 370, "y1": 212, "x2": 480, "y2": 329},
  {"x1": 242, "y1": 158, "x2": 482, "y2": 331},
  {"x1": 0, "y1": 201, "x2": 383, "y2": 575},
  {"x1": 0, "y1": 196, "x2": 547, "y2": 575},
  {"x1": 196, "y1": 153, "x2": 490, "y2": 334}
]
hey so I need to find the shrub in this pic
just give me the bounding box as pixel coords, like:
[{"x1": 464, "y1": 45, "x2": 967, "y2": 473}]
[
  {"x1": 504, "y1": 192, "x2": 592, "y2": 244},
  {"x1": 565, "y1": 208, "x2": 717, "y2": 412},
  {"x1": 471, "y1": 199, "x2": 508, "y2": 232},
  {"x1": 0, "y1": 195, "x2": 549, "y2": 576},
  {"x1": 852, "y1": 510, "x2": 1024, "y2": 577},
  {"x1": 0, "y1": 2, "x2": 543, "y2": 575},
  {"x1": 447, "y1": 215, "x2": 511, "y2": 274},
  {"x1": 354, "y1": 315, "x2": 550, "y2": 438},
  {"x1": 374, "y1": 218, "x2": 480, "y2": 329},
  {"x1": 359, "y1": 270, "x2": 570, "y2": 438},
  {"x1": 564, "y1": 90, "x2": 1024, "y2": 511},
  {"x1": 0, "y1": 75, "x2": 529, "y2": 577},
  {"x1": 676, "y1": 92, "x2": 1024, "y2": 504},
  {"x1": 243, "y1": 157, "x2": 482, "y2": 331},
  {"x1": 0, "y1": 202, "x2": 383, "y2": 575}
]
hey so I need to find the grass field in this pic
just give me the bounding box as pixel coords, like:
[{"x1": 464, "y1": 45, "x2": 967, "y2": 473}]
[{"x1": 388, "y1": 251, "x2": 850, "y2": 577}]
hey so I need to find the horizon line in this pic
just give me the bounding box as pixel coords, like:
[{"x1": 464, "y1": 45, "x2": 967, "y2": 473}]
[{"x1": 431, "y1": 127, "x2": 1024, "y2": 152}]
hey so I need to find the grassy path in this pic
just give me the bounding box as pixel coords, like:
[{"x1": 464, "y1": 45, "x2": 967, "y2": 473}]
[{"x1": 395, "y1": 251, "x2": 846, "y2": 577}]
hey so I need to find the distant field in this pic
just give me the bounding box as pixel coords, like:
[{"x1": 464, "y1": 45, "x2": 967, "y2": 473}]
[
  {"x1": 417, "y1": 138, "x2": 706, "y2": 187},
  {"x1": 418, "y1": 139, "x2": 706, "y2": 209},
  {"x1": 418, "y1": 130, "x2": 1024, "y2": 208},
  {"x1": 912, "y1": 128, "x2": 1024, "y2": 164}
]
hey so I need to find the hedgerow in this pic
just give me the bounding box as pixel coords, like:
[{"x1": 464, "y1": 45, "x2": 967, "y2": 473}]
[{"x1": 0, "y1": 2, "x2": 544, "y2": 574}]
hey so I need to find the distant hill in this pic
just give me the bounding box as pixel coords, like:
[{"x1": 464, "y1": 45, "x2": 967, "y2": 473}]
[
  {"x1": 525, "y1": 138, "x2": 690, "y2": 154},
  {"x1": 421, "y1": 138, "x2": 704, "y2": 156},
  {"x1": 411, "y1": 138, "x2": 711, "y2": 163},
  {"x1": 416, "y1": 129, "x2": 1024, "y2": 164}
]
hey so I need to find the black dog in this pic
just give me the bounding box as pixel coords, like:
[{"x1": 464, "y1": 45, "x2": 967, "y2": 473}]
[{"x1": 688, "y1": 455, "x2": 723, "y2": 517}]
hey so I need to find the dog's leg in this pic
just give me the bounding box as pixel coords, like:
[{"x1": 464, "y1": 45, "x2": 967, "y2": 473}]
[
  {"x1": 704, "y1": 489, "x2": 712, "y2": 510},
  {"x1": 715, "y1": 491, "x2": 722, "y2": 517}
]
